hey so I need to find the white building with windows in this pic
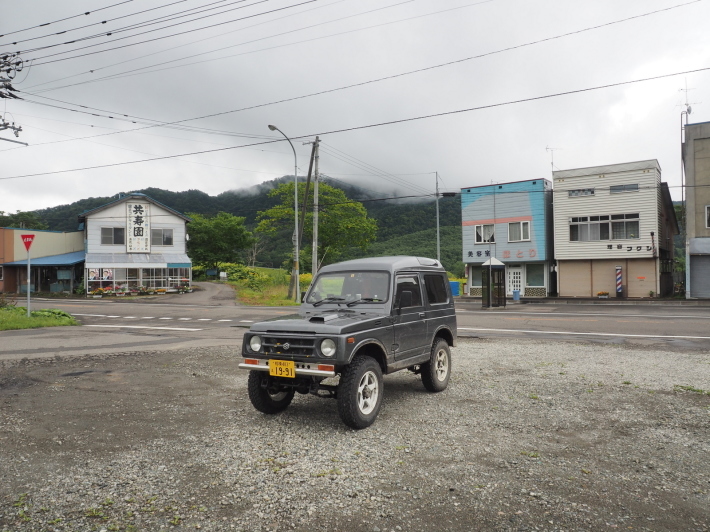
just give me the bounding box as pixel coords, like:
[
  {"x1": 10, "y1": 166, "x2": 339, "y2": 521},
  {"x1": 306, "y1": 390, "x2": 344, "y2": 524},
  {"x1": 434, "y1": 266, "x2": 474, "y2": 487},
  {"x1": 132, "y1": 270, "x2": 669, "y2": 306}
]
[
  {"x1": 553, "y1": 160, "x2": 678, "y2": 298},
  {"x1": 79, "y1": 193, "x2": 192, "y2": 293}
]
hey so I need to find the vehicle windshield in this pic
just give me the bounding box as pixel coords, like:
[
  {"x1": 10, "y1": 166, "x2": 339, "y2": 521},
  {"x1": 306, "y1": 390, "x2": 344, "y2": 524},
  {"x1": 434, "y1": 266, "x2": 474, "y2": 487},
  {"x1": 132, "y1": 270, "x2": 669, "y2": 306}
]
[{"x1": 306, "y1": 271, "x2": 390, "y2": 305}]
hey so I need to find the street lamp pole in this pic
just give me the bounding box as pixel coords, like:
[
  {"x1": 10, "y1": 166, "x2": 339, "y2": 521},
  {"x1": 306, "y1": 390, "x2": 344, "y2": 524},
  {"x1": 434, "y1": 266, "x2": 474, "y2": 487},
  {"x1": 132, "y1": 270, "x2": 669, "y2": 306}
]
[{"x1": 268, "y1": 125, "x2": 299, "y2": 301}]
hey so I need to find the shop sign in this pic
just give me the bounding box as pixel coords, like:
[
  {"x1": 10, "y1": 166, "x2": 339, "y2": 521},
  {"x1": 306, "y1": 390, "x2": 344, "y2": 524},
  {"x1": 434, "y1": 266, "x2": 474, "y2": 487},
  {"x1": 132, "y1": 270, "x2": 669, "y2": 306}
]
[
  {"x1": 127, "y1": 202, "x2": 151, "y2": 253},
  {"x1": 605, "y1": 244, "x2": 654, "y2": 252},
  {"x1": 466, "y1": 248, "x2": 538, "y2": 259}
]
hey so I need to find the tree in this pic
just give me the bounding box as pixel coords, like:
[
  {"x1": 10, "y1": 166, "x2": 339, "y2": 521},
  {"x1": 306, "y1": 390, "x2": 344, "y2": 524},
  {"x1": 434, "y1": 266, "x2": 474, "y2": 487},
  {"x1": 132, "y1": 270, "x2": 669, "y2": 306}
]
[
  {"x1": 186, "y1": 212, "x2": 253, "y2": 269},
  {"x1": 256, "y1": 182, "x2": 377, "y2": 270},
  {"x1": 0, "y1": 210, "x2": 49, "y2": 230}
]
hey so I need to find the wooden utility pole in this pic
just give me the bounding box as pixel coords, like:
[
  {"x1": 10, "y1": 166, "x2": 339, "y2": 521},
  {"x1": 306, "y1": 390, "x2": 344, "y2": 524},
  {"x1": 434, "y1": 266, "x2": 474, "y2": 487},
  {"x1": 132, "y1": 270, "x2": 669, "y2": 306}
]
[{"x1": 312, "y1": 137, "x2": 320, "y2": 274}]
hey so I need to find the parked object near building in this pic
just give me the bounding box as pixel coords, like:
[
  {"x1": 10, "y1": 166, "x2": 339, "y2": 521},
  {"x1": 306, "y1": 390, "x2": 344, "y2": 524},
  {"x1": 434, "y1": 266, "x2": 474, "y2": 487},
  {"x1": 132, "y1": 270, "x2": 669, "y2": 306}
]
[
  {"x1": 78, "y1": 193, "x2": 192, "y2": 294},
  {"x1": 461, "y1": 179, "x2": 554, "y2": 298},
  {"x1": 553, "y1": 160, "x2": 678, "y2": 298},
  {"x1": 683, "y1": 121, "x2": 710, "y2": 298},
  {"x1": 0, "y1": 228, "x2": 84, "y2": 293}
]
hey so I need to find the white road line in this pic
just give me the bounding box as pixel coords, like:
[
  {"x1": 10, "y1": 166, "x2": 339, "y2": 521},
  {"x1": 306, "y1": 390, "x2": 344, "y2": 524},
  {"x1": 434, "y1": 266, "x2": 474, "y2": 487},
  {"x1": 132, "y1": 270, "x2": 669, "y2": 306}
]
[
  {"x1": 123, "y1": 316, "x2": 137, "y2": 319},
  {"x1": 178, "y1": 318, "x2": 192, "y2": 321},
  {"x1": 106, "y1": 315, "x2": 120, "y2": 318},
  {"x1": 141, "y1": 317, "x2": 154, "y2": 319},
  {"x1": 197, "y1": 318, "x2": 212, "y2": 321},
  {"x1": 73, "y1": 314, "x2": 106, "y2": 317},
  {"x1": 239, "y1": 320, "x2": 253, "y2": 323},
  {"x1": 458, "y1": 327, "x2": 710, "y2": 340},
  {"x1": 85, "y1": 325, "x2": 203, "y2": 331},
  {"x1": 457, "y1": 310, "x2": 710, "y2": 319},
  {"x1": 218, "y1": 319, "x2": 233, "y2": 322},
  {"x1": 159, "y1": 317, "x2": 173, "y2": 320}
]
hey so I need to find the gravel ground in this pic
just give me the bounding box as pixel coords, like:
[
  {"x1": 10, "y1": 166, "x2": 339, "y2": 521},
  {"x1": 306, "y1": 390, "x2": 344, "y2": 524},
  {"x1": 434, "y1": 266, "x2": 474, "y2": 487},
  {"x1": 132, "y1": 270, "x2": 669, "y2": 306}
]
[{"x1": 0, "y1": 338, "x2": 709, "y2": 532}]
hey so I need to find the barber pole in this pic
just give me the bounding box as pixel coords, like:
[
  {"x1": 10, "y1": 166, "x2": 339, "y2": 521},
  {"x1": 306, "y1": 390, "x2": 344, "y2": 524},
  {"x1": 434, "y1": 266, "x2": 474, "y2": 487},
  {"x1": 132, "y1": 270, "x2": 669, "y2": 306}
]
[{"x1": 615, "y1": 266, "x2": 623, "y2": 296}]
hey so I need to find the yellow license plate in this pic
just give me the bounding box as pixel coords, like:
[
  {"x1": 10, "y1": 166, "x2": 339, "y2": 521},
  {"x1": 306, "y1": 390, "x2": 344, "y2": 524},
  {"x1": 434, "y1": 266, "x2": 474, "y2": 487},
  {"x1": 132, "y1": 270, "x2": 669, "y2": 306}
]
[{"x1": 269, "y1": 359, "x2": 295, "y2": 378}]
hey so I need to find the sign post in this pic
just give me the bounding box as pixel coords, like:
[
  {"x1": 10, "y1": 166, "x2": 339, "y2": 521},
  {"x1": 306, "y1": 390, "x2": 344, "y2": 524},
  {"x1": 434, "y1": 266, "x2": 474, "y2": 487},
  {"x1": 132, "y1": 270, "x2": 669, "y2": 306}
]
[{"x1": 21, "y1": 234, "x2": 35, "y2": 317}]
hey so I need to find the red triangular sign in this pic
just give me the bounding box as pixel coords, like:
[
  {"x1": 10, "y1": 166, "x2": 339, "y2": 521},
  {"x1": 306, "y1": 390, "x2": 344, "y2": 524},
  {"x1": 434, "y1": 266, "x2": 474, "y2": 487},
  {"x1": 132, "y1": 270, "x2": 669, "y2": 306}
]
[{"x1": 21, "y1": 234, "x2": 35, "y2": 252}]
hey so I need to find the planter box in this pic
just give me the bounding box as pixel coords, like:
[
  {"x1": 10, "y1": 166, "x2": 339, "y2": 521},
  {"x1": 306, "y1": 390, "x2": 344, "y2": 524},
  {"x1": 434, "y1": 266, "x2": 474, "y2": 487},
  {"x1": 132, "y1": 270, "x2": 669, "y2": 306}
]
[
  {"x1": 116, "y1": 292, "x2": 126, "y2": 297},
  {"x1": 92, "y1": 295, "x2": 102, "y2": 299},
  {"x1": 167, "y1": 288, "x2": 179, "y2": 293},
  {"x1": 598, "y1": 295, "x2": 609, "y2": 299},
  {"x1": 157, "y1": 292, "x2": 167, "y2": 295}
]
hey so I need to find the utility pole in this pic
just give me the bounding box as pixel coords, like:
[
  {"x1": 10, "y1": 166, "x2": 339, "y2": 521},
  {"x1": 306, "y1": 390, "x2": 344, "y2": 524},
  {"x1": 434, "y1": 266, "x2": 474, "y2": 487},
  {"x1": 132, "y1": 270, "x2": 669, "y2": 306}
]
[
  {"x1": 0, "y1": 53, "x2": 27, "y2": 146},
  {"x1": 312, "y1": 137, "x2": 320, "y2": 274},
  {"x1": 435, "y1": 172, "x2": 440, "y2": 262}
]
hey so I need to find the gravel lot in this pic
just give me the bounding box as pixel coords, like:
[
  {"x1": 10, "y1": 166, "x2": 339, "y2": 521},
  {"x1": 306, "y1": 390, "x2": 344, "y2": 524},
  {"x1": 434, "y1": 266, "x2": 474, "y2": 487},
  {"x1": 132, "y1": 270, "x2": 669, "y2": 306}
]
[{"x1": 1, "y1": 338, "x2": 709, "y2": 531}]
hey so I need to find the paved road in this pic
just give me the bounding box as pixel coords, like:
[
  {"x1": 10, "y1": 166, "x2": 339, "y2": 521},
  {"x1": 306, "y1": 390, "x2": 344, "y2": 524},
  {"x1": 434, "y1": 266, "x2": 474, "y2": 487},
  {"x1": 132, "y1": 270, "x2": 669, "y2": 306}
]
[{"x1": 4, "y1": 294, "x2": 710, "y2": 362}]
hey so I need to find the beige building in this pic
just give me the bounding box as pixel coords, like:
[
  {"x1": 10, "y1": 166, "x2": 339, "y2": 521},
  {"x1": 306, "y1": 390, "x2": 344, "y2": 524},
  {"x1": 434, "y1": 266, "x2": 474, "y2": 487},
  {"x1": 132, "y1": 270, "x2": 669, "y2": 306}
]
[
  {"x1": 0, "y1": 228, "x2": 84, "y2": 293},
  {"x1": 683, "y1": 121, "x2": 710, "y2": 297},
  {"x1": 553, "y1": 160, "x2": 678, "y2": 298}
]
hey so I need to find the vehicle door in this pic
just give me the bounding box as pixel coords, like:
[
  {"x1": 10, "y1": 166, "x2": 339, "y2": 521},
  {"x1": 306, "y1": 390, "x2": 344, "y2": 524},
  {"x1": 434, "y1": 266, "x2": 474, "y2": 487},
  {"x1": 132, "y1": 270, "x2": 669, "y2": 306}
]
[
  {"x1": 422, "y1": 273, "x2": 453, "y2": 339},
  {"x1": 393, "y1": 273, "x2": 428, "y2": 361}
]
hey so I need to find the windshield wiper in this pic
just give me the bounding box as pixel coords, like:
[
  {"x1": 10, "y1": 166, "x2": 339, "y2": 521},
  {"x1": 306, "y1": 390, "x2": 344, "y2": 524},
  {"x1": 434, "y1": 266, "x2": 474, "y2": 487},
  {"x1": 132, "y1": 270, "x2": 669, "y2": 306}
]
[
  {"x1": 312, "y1": 296, "x2": 345, "y2": 307},
  {"x1": 346, "y1": 298, "x2": 382, "y2": 307}
]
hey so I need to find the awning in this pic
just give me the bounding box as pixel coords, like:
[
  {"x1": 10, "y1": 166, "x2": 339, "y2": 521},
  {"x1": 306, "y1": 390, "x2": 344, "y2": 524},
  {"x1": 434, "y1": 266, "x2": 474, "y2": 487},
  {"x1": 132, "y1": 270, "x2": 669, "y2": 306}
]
[
  {"x1": 2, "y1": 251, "x2": 85, "y2": 267},
  {"x1": 85, "y1": 253, "x2": 191, "y2": 269}
]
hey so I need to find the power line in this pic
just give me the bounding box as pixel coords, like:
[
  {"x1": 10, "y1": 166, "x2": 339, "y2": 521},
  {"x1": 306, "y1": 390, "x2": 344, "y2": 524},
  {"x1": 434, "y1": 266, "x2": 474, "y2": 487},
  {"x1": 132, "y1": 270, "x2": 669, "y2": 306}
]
[
  {"x1": 17, "y1": 0, "x2": 701, "y2": 149},
  {"x1": 26, "y1": 0, "x2": 319, "y2": 66},
  {"x1": 0, "y1": 0, "x2": 135, "y2": 39},
  {"x1": 2, "y1": 64, "x2": 709, "y2": 181}
]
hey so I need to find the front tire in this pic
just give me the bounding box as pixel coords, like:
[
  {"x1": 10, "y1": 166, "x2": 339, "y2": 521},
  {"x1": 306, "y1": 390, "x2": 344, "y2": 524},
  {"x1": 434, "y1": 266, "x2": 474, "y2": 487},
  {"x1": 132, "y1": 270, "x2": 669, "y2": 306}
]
[
  {"x1": 337, "y1": 356, "x2": 383, "y2": 429},
  {"x1": 248, "y1": 371, "x2": 295, "y2": 414},
  {"x1": 421, "y1": 339, "x2": 451, "y2": 392}
]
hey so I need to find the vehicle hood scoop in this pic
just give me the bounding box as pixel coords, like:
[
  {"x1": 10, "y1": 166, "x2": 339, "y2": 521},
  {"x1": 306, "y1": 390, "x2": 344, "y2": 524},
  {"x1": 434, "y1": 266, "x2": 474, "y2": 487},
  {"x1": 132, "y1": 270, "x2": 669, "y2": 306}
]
[{"x1": 308, "y1": 314, "x2": 341, "y2": 323}]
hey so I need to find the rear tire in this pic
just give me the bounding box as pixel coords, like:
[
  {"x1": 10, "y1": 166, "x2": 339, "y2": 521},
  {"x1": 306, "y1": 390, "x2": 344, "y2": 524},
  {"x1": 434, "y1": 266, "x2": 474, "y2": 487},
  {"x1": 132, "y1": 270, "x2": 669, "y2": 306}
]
[
  {"x1": 248, "y1": 371, "x2": 295, "y2": 414},
  {"x1": 337, "y1": 356, "x2": 383, "y2": 429},
  {"x1": 421, "y1": 339, "x2": 451, "y2": 392}
]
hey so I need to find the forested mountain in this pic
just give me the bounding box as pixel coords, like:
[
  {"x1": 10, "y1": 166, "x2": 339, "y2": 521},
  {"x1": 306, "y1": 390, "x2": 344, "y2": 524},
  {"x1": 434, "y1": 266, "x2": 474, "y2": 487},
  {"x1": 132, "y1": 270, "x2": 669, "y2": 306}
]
[{"x1": 31, "y1": 178, "x2": 464, "y2": 274}]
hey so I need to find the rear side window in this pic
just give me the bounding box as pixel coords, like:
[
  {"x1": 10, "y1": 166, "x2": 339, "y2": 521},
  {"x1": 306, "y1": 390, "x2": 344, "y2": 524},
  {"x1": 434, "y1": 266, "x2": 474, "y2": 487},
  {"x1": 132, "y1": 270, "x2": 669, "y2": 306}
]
[
  {"x1": 395, "y1": 275, "x2": 423, "y2": 307},
  {"x1": 424, "y1": 274, "x2": 448, "y2": 304}
]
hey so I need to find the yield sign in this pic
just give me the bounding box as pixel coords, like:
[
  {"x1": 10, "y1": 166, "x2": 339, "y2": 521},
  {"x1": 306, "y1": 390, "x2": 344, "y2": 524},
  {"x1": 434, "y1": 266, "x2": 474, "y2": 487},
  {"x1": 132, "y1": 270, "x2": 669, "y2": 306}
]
[{"x1": 21, "y1": 234, "x2": 35, "y2": 252}]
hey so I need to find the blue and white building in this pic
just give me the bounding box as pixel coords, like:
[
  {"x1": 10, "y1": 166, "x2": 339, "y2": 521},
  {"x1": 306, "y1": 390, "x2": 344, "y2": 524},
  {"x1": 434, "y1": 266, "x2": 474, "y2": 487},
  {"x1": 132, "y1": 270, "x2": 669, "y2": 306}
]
[{"x1": 461, "y1": 179, "x2": 554, "y2": 297}]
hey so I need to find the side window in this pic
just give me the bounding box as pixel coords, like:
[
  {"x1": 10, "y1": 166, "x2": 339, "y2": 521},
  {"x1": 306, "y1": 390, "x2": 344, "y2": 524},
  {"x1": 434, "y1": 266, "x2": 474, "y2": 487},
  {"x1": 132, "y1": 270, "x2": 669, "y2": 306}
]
[
  {"x1": 424, "y1": 274, "x2": 448, "y2": 304},
  {"x1": 395, "y1": 275, "x2": 422, "y2": 308}
]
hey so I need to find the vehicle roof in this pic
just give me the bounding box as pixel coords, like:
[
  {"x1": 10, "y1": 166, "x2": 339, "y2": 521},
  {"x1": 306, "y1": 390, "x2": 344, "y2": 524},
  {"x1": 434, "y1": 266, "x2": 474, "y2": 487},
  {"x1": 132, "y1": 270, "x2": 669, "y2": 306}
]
[{"x1": 318, "y1": 256, "x2": 445, "y2": 274}]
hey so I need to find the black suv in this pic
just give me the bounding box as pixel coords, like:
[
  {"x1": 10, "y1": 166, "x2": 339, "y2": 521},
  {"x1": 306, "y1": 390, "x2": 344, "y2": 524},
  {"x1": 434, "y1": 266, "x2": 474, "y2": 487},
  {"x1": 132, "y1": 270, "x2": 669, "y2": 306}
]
[{"x1": 239, "y1": 256, "x2": 457, "y2": 429}]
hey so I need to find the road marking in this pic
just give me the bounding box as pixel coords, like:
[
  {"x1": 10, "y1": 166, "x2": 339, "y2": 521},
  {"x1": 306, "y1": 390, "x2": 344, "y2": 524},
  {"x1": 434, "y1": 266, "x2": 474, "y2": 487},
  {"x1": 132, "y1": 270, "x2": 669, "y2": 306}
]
[
  {"x1": 504, "y1": 317, "x2": 599, "y2": 322},
  {"x1": 458, "y1": 310, "x2": 710, "y2": 320},
  {"x1": 218, "y1": 319, "x2": 233, "y2": 322},
  {"x1": 85, "y1": 325, "x2": 203, "y2": 331},
  {"x1": 178, "y1": 318, "x2": 192, "y2": 321},
  {"x1": 240, "y1": 320, "x2": 254, "y2": 323},
  {"x1": 159, "y1": 317, "x2": 173, "y2": 320},
  {"x1": 141, "y1": 317, "x2": 154, "y2": 319},
  {"x1": 459, "y1": 327, "x2": 710, "y2": 340},
  {"x1": 123, "y1": 316, "x2": 137, "y2": 319},
  {"x1": 106, "y1": 315, "x2": 120, "y2": 318},
  {"x1": 197, "y1": 318, "x2": 212, "y2": 321},
  {"x1": 72, "y1": 314, "x2": 107, "y2": 317}
]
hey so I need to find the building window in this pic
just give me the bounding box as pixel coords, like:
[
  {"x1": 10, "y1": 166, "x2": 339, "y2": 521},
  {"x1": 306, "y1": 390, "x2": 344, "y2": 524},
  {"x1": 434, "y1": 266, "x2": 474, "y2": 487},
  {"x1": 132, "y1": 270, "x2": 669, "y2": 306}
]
[
  {"x1": 526, "y1": 264, "x2": 544, "y2": 287},
  {"x1": 568, "y1": 188, "x2": 595, "y2": 197},
  {"x1": 508, "y1": 221, "x2": 530, "y2": 242},
  {"x1": 101, "y1": 227, "x2": 125, "y2": 245},
  {"x1": 475, "y1": 224, "x2": 495, "y2": 243},
  {"x1": 610, "y1": 184, "x2": 639, "y2": 193},
  {"x1": 569, "y1": 213, "x2": 639, "y2": 241},
  {"x1": 470, "y1": 266, "x2": 482, "y2": 287},
  {"x1": 151, "y1": 228, "x2": 174, "y2": 246},
  {"x1": 0, "y1": 266, "x2": 3, "y2": 281},
  {"x1": 706, "y1": 206, "x2": 710, "y2": 228}
]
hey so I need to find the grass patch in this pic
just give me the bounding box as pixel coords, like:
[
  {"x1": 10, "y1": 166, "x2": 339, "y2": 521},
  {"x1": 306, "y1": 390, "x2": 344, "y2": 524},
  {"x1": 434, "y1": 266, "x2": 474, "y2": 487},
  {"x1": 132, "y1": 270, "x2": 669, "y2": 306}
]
[
  {"x1": 674, "y1": 384, "x2": 710, "y2": 396},
  {"x1": 0, "y1": 307, "x2": 78, "y2": 331},
  {"x1": 230, "y1": 282, "x2": 300, "y2": 306}
]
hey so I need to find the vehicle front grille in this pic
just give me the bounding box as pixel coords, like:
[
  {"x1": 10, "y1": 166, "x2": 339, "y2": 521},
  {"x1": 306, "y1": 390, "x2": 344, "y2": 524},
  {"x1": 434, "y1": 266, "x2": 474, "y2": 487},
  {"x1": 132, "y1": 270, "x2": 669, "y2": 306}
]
[{"x1": 263, "y1": 335, "x2": 317, "y2": 358}]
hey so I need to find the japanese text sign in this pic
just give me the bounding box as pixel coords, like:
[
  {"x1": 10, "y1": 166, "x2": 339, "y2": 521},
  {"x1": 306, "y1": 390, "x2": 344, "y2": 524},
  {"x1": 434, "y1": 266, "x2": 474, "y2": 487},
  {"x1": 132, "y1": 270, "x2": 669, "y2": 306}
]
[{"x1": 21, "y1": 234, "x2": 35, "y2": 252}]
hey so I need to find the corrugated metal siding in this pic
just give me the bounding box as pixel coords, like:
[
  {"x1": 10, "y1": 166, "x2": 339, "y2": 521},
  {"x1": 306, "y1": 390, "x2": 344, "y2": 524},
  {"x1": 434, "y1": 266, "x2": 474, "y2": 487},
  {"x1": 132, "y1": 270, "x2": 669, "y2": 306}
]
[
  {"x1": 559, "y1": 260, "x2": 591, "y2": 297},
  {"x1": 690, "y1": 255, "x2": 710, "y2": 297},
  {"x1": 553, "y1": 168, "x2": 660, "y2": 261}
]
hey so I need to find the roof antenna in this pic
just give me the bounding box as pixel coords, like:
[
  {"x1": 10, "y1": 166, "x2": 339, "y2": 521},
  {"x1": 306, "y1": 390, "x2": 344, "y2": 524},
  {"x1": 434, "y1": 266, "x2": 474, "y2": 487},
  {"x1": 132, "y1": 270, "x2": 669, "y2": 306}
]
[{"x1": 546, "y1": 146, "x2": 560, "y2": 174}]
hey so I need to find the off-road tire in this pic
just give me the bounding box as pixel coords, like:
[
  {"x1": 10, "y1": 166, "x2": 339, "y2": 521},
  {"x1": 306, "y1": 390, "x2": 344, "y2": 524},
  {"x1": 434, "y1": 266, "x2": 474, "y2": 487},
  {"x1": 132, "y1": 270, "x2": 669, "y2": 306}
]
[
  {"x1": 248, "y1": 371, "x2": 295, "y2": 414},
  {"x1": 421, "y1": 338, "x2": 451, "y2": 392},
  {"x1": 337, "y1": 355, "x2": 383, "y2": 429}
]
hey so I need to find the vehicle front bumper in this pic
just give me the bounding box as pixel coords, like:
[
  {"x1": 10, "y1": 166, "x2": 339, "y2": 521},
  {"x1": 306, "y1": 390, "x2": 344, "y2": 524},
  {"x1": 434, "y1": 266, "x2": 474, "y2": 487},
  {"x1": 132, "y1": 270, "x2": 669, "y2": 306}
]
[{"x1": 238, "y1": 358, "x2": 336, "y2": 378}]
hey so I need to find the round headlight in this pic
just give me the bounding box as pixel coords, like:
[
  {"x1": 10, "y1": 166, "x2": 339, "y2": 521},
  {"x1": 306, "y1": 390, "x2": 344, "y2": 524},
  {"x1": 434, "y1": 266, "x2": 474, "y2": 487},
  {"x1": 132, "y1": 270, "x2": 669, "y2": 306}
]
[
  {"x1": 320, "y1": 338, "x2": 336, "y2": 357},
  {"x1": 249, "y1": 335, "x2": 262, "y2": 352}
]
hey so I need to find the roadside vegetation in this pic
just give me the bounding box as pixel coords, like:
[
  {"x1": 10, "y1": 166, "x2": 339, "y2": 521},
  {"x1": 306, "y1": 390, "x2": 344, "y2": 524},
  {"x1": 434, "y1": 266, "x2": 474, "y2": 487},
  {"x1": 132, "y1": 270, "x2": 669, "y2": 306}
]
[{"x1": 0, "y1": 306, "x2": 78, "y2": 331}]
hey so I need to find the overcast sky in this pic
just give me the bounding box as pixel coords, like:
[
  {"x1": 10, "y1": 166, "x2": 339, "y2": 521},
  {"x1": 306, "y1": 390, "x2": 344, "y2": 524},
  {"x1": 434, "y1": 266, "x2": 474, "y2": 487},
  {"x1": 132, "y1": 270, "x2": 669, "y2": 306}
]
[{"x1": 2, "y1": 0, "x2": 709, "y2": 214}]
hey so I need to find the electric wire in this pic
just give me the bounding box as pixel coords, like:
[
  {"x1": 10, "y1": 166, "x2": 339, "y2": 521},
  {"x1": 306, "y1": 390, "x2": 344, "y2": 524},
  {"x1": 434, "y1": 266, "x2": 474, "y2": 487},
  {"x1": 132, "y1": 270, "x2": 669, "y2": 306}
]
[
  {"x1": 3, "y1": 64, "x2": 708, "y2": 181},
  {"x1": 0, "y1": 0, "x2": 134, "y2": 39},
  {"x1": 16, "y1": 0, "x2": 702, "y2": 150}
]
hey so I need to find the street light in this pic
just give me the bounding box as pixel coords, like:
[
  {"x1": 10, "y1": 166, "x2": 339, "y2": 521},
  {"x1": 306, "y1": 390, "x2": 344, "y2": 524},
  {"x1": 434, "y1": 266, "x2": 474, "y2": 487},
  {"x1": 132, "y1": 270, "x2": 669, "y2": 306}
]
[{"x1": 268, "y1": 124, "x2": 299, "y2": 301}]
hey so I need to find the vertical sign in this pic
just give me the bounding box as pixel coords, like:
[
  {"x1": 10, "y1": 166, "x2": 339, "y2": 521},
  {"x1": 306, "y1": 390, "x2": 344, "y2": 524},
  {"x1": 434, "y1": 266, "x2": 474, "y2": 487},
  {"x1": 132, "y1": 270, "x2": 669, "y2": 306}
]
[
  {"x1": 21, "y1": 234, "x2": 35, "y2": 317},
  {"x1": 127, "y1": 202, "x2": 150, "y2": 253}
]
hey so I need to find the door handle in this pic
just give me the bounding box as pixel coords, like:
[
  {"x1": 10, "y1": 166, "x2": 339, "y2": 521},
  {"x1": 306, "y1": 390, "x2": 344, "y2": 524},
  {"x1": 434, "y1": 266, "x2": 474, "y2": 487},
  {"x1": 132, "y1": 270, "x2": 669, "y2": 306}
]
[{"x1": 418, "y1": 312, "x2": 425, "y2": 317}]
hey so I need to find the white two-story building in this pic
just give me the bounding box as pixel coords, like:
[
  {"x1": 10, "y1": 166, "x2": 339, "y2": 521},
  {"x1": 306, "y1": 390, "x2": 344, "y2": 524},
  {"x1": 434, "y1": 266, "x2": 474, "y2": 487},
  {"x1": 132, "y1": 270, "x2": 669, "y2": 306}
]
[
  {"x1": 553, "y1": 160, "x2": 678, "y2": 298},
  {"x1": 79, "y1": 193, "x2": 192, "y2": 293}
]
